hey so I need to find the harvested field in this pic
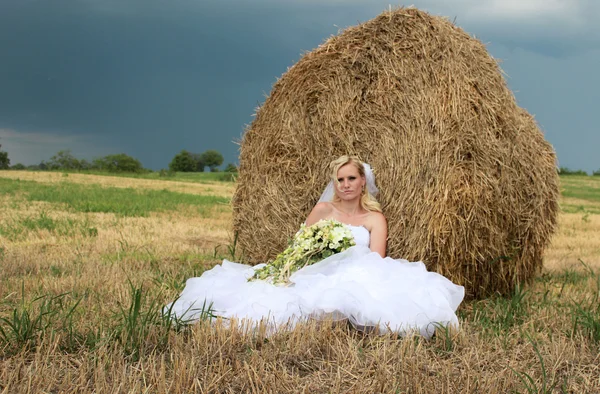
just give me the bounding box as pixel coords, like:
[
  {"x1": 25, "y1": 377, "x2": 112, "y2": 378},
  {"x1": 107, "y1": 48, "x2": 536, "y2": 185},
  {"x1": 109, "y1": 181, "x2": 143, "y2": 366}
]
[{"x1": 0, "y1": 171, "x2": 599, "y2": 392}]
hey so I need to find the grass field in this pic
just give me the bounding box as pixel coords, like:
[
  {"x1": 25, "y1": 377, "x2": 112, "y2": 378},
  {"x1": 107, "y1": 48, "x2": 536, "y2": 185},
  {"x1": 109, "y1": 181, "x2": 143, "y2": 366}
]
[{"x1": 1, "y1": 170, "x2": 599, "y2": 393}]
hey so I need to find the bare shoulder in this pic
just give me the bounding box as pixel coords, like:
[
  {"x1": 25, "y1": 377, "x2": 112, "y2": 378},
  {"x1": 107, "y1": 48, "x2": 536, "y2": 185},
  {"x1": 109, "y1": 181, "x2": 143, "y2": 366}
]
[
  {"x1": 305, "y1": 201, "x2": 334, "y2": 226},
  {"x1": 313, "y1": 201, "x2": 334, "y2": 215}
]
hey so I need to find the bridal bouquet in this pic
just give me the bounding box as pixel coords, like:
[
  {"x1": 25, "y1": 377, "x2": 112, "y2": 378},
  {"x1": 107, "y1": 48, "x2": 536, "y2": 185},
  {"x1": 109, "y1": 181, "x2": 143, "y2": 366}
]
[{"x1": 250, "y1": 219, "x2": 356, "y2": 285}]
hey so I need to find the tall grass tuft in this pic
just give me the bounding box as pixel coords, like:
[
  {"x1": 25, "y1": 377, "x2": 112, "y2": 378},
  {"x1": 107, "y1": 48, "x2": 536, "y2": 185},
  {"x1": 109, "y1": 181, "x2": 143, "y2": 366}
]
[
  {"x1": 572, "y1": 301, "x2": 600, "y2": 344},
  {"x1": 510, "y1": 334, "x2": 558, "y2": 394},
  {"x1": 470, "y1": 285, "x2": 529, "y2": 336},
  {"x1": 0, "y1": 286, "x2": 82, "y2": 353},
  {"x1": 112, "y1": 280, "x2": 216, "y2": 359}
]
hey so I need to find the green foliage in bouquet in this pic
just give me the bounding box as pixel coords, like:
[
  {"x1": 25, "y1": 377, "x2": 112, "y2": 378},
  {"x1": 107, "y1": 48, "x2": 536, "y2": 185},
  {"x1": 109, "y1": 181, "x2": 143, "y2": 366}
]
[{"x1": 251, "y1": 219, "x2": 356, "y2": 285}]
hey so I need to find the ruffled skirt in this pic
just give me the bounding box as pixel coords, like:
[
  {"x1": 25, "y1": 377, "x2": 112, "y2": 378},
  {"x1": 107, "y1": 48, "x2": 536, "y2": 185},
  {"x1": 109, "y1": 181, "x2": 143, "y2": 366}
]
[{"x1": 167, "y1": 246, "x2": 464, "y2": 338}]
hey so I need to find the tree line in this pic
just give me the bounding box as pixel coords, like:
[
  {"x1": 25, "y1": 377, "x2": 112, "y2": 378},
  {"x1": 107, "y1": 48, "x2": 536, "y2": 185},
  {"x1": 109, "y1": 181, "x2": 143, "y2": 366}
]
[
  {"x1": 0, "y1": 142, "x2": 8, "y2": 170},
  {"x1": 168, "y1": 149, "x2": 236, "y2": 173},
  {"x1": 558, "y1": 167, "x2": 600, "y2": 176},
  {"x1": 1, "y1": 141, "x2": 598, "y2": 176},
  {"x1": 0, "y1": 141, "x2": 237, "y2": 174}
]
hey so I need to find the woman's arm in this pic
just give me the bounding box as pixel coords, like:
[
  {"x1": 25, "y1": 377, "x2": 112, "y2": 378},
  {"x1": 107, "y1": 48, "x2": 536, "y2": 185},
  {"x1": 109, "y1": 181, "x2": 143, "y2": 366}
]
[
  {"x1": 369, "y1": 213, "x2": 388, "y2": 257},
  {"x1": 304, "y1": 202, "x2": 333, "y2": 226}
]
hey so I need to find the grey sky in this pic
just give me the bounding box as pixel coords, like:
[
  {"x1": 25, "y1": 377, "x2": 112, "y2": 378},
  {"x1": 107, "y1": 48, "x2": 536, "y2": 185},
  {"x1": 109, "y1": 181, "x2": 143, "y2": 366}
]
[{"x1": 0, "y1": 0, "x2": 598, "y2": 171}]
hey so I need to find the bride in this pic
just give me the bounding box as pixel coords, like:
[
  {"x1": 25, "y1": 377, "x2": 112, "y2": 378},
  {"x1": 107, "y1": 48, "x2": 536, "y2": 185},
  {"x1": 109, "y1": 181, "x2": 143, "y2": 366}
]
[{"x1": 167, "y1": 156, "x2": 464, "y2": 338}]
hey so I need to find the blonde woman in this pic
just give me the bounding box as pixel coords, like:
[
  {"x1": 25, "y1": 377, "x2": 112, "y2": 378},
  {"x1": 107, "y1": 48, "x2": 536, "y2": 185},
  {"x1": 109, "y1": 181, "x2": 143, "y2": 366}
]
[
  {"x1": 305, "y1": 155, "x2": 387, "y2": 257},
  {"x1": 168, "y1": 155, "x2": 464, "y2": 338}
]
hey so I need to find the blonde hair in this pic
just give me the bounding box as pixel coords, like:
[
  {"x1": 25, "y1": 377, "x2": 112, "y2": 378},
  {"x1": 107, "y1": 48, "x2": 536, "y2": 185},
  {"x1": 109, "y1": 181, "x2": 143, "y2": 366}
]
[{"x1": 329, "y1": 155, "x2": 382, "y2": 213}]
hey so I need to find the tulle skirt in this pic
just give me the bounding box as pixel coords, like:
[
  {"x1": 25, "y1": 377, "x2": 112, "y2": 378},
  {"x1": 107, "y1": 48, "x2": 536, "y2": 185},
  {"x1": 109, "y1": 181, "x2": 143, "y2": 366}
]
[{"x1": 167, "y1": 245, "x2": 464, "y2": 338}]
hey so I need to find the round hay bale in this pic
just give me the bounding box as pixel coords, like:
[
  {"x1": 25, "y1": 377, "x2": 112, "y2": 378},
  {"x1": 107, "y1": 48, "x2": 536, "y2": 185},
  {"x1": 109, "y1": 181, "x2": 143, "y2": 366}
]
[{"x1": 232, "y1": 7, "x2": 559, "y2": 298}]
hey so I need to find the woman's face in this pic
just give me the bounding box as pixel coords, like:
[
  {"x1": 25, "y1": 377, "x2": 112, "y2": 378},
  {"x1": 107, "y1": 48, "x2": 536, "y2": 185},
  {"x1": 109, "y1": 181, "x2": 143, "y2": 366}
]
[{"x1": 335, "y1": 163, "x2": 366, "y2": 201}]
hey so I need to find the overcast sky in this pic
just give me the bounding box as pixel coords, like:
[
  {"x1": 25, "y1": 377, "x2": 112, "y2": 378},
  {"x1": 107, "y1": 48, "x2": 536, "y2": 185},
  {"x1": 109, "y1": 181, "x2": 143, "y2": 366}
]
[{"x1": 0, "y1": 0, "x2": 598, "y2": 171}]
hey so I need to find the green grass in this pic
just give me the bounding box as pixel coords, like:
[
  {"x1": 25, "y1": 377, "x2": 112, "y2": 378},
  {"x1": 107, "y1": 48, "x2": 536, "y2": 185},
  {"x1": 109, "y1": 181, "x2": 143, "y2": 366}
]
[
  {"x1": 0, "y1": 210, "x2": 98, "y2": 241},
  {"x1": 0, "y1": 280, "x2": 217, "y2": 357},
  {"x1": 465, "y1": 285, "x2": 529, "y2": 337},
  {"x1": 509, "y1": 334, "x2": 558, "y2": 394},
  {"x1": 561, "y1": 186, "x2": 600, "y2": 203},
  {"x1": 559, "y1": 175, "x2": 600, "y2": 214},
  {"x1": 0, "y1": 177, "x2": 230, "y2": 217},
  {"x1": 560, "y1": 175, "x2": 600, "y2": 203},
  {"x1": 560, "y1": 204, "x2": 600, "y2": 214},
  {"x1": 462, "y1": 263, "x2": 599, "y2": 342},
  {"x1": 14, "y1": 169, "x2": 237, "y2": 184},
  {"x1": 0, "y1": 288, "x2": 83, "y2": 352}
]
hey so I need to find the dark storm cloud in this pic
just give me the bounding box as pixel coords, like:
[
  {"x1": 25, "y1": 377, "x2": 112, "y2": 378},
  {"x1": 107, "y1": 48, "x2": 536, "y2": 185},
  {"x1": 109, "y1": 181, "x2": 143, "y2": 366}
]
[
  {"x1": 0, "y1": 0, "x2": 353, "y2": 168},
  {"x1": 0, "y1": 0, "x2": 598, "y2": 171}
]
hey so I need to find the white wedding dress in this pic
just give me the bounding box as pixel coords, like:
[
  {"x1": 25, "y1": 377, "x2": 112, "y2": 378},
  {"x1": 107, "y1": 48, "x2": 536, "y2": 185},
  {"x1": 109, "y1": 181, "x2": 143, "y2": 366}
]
[{"x1": 167, "y1": 224, "x2": 464, "y2": 338}]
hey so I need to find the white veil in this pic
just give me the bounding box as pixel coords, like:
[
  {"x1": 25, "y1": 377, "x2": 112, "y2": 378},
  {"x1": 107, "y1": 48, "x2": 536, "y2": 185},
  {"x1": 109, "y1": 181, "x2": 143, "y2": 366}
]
[{"x1": 317, "y1": 163, "x2": 379, "y2": 203}]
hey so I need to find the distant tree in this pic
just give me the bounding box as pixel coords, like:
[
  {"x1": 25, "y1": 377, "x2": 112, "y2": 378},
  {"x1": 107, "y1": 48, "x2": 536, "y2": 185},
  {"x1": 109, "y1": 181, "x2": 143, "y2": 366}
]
[
  {"x1": 79, "y1": 159, "x2": 93, "y2": 171},
  {"x1": 201, "y1": 150, "x2": 224, "y2": 172},
  {"x1": 593, "y1": 169, "x2": 600, "y2": 176},
  {"x1": 48, "y1": 150, "x2": 81, "y2": 170},
  {"x1": 0, "y1": 142, "x2": 9, "y2": 169},
  {"x1": 169, "y1": 150, "x2": 197, "y2": 172},
  {"x1": 93, "y1": 153, "x2": 145, "y2": 173},
  {"x1": 0, "y1": 152, "x2": 9, "y2": 169},
  {"x1": 224, "y1": 163, "x2": 238, "y2": 173},
  {"x1": 191, "y1": 152, "x2": 205, "y2": 172},
  {"x1": 558, "y1": 167, "x2": 588, "y2": 176},
  {"x1": 11, "y1": 163, "x2": 26, "y2": 170}
]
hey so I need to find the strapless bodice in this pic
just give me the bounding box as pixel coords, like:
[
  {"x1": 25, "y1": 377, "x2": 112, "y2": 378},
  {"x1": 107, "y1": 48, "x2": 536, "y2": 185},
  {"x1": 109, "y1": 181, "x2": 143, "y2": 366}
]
[{"x1": 346, "y1": 224, "x2": 370, "y2": 248}]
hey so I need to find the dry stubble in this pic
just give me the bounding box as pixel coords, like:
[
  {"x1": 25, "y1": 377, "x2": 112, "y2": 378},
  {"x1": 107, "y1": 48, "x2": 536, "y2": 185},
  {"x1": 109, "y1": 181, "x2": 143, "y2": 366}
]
[{"x1": 0, "y1": 173, "x2": 599, "y2": 393}]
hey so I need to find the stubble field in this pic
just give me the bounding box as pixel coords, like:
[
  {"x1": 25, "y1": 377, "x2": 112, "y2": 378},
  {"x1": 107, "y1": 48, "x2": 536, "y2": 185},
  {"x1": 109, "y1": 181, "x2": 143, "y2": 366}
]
[{"x1": 0, "y1": 170, "x2": 599, "y2": 393}]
